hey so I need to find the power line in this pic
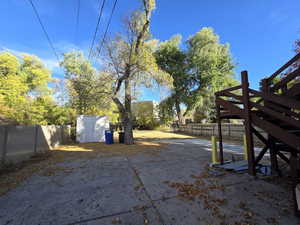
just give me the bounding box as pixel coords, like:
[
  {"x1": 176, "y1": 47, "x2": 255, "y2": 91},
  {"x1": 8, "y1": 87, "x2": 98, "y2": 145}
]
[
  {"x1": 88, "y1": 0, "x2": 106, "y2": 59},
  {"x1": 27, "y1": 0, "x2": 60, "y2": 63},
  {"x1": 75, "y1": 0, "x2": 81, "y2": 45},
  {"x1": 96, "y1": 0, "x2": 118, "y2": 59}
]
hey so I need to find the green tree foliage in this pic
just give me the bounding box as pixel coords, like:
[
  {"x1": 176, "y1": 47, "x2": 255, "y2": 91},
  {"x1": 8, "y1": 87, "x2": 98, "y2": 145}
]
[
  {"x1": 0, "y1": 51, "x2": 72, "y2": 125},
  {"x1": 33, "y1": 96, "x2": 76, "y2": 125},
  {"x1": 61, "y1": 51, "x2": 114, "y2": 115},
  {"x1": 155, "y1": 35, "x2": 190, "y2": 123},
  {"x1": 158, "y1": 97, "x2": 175, "y2": 125},
  {"x1": 21, "y1": 54, "x2": 52, "y2": 95},
  {"x1": 132, "y1": 101, "x2": 159, "y2": 129},
  {"x1": 0, "y1": 52, "x2": 52, "y2": 124},
  {"x1": 156, "y1": 27, "x2": 238, "y2": 124},
  {"x1": 0, "y1": 52, "x2": 28, "y2": 112},
  {"x1": 185, "y1": 27, "x2": 238, "y2": 121}
]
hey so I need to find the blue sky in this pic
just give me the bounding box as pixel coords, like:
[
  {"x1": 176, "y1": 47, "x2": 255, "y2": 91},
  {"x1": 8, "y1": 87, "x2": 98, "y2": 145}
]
[{"x1": 0, "y1": 0, "x2": 299, "y2": 102}]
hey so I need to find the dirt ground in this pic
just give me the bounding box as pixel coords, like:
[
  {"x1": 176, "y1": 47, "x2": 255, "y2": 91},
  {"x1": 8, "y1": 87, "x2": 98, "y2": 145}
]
[{"x1": 0, "y1": 130, "x2": 298, "y2": 225}]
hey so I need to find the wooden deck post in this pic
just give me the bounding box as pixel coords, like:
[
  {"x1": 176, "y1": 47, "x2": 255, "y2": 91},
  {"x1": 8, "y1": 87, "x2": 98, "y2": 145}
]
[
  {"x1": 261, "y1": 78, "x2": 280, "y2": 175},
  {"x1": 241, "y1": 71, "x2": 256, "y2": 175},
  {"x1": 216, "y1": 103, "x2": 224, "y2": 164}
]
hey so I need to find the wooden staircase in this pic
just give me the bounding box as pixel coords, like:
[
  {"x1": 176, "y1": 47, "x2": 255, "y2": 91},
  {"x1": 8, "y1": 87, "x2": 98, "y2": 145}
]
[{"x1": 215, "y1": 52, "x2": 300, "y2": 213}]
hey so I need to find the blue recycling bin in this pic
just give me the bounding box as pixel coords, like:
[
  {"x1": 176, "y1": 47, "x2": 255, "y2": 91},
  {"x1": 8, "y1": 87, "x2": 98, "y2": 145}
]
[{"x1": 105, "y1": 130, "x2": 114, "y2": 144}]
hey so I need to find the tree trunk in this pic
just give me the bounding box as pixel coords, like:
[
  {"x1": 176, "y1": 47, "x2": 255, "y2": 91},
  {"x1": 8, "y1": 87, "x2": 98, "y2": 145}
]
[
  {"x1": 124, "y1": 78, "x2": 134, "y2": 144},
  {"x1": 175, "y1": 99, "x2": 183, "y2": 124}
]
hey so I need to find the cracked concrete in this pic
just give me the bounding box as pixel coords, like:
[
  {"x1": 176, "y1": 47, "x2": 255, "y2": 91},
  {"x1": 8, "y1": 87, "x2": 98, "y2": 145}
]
[{"x1": 0, "y1": 138, "x2": 299, "y2": 225}]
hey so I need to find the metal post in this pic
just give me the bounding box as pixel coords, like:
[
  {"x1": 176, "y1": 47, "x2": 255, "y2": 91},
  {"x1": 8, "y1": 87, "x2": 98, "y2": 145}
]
[
  {"x1": 1, "y1": 126, "x2": 9, "y2": 166},
  {"x1": 243, "y1": 134, "x2": 248, "y2": 160},
  {"x1": 211, "y1": 136, "x2": 218, "y2": 164},
  {"x1": 241, "y1": 71, "x2": 256, "y2": 175},
  {"x1": 216, "y1": 104, "x2": 224, "y2": 164}
]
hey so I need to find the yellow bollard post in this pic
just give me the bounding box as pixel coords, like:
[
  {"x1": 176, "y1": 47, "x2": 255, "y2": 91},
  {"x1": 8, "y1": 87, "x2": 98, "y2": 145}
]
[
  {"x1": 211, "y1": 136, "x2": 218, "y2": 164},
  {"x1": 243, "y1": 134, "x2": 248, "y2": 160}
]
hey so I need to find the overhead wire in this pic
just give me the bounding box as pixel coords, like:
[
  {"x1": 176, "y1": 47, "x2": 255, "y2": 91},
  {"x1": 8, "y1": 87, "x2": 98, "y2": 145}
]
[
  {"x1": 27, "y1": 0, "x2": 60, "y2": 63},
  {"x1": 96, "y1": 0, "x2": 118, "y2": 59},
  {"x1": 88, "y1": 0, "x2": 106, "y2": 59},
  {"x1": 75, "y1": 0, "x2": 81, "y2": 45}
]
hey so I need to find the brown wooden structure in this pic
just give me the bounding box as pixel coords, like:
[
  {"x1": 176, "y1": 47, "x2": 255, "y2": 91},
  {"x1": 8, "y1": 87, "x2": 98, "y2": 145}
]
[{"x1": 215, "y1": 52, "x2": 300, "y2": 212}]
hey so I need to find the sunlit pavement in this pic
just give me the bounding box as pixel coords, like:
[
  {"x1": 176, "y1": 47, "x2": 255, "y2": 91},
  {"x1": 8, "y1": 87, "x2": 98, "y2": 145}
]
[{"x1": 0, "y1": 139, "x2": 297, "y2": 225}]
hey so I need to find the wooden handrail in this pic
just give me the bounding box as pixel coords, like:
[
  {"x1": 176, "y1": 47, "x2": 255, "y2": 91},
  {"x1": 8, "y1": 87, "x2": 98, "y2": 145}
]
[
  {"x1": 270, "y1": 67, "x2": 300, "y2": 92},
  {"x1": 215, "y1": 97, "x2": 244, "y2": 117},
  {"x1": 250, "y1": 101, "x2": 300, "y2": 129},
  {"x1": 251, "y1": 113, "x2": 300, "y2": 150},
  {"x1": 215, "y1": 85, "x2": 242, "y2": 96},
  {"x1": 261, "y1": 101, "x2": 300, "y2": 119},
  {"x1": 266, "y1": 52, "x2": 300, "y2": 83},
  {"x1": 249, "y1": 89, "x2": 300, "y2": 110},
  {"x1": 221, "y1": 92, "x2": 243, "y2": 101}
]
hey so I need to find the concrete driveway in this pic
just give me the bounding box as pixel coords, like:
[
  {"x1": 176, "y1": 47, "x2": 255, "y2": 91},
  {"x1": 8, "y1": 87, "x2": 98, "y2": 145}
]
[{"x1": 0, "y1": 139, "x2": 298, "y2": 225}]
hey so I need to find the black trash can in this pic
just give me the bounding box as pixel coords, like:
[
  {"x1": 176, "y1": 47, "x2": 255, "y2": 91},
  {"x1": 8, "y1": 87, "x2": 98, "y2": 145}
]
[{"x1": 119, "y1": 132, "x2": 125, "y2": 144}]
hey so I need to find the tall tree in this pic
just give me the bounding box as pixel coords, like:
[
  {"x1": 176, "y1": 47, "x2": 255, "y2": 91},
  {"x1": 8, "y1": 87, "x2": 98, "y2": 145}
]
[
  {"x1": 100, "y1": 0, "x2": 172, "y2": 144},
  {"x1": 186, "y1": 27, "x2": 236, "y2": 116},
  {"x1": 157, "y1": 27, "x2": 237, "y2": 124},
  {"x1": 61, "y1": 51, "x2": 112, "y2": 115},
  {"x1": 155, "y1": 35, "x2": 190, "y2": 123}
]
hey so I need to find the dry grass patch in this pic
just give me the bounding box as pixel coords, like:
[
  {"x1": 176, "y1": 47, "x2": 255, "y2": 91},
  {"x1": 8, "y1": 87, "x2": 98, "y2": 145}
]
[
  {"x1": 56, "y1": 141, "x2": 166, "y2": 156},
  {"x1": 134, "y1": 130, "x2": 195, "y2": 140}
]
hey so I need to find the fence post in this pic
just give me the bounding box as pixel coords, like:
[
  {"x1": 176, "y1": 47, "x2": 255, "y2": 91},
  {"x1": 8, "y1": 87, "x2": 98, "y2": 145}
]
[
  {"x1": 216, "y1": 104, "x2": 224, "y2": 164},
  {"x1": 33, "y1": 125, "x2": 38, "y2": 153},
  {"x1": 1, "y1": 126, "x2": 9, "y2": 166}
]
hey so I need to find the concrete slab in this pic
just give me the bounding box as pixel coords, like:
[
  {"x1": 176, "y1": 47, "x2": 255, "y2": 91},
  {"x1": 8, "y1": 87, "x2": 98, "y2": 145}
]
[
  {"x1": 0, "y1": 158, "x2": 149, "y2": 225},
  {"x1": 132, "y1": 158, "x2": 209, "y2": 200},
  {"x1": 157, "y1": 138, "x2": 264, "y2": 156},
  {"x1": 154, "y1": 176, "x2": 298, "y2": 225},
  {"x1": 0, "y1": 138, "x2": 298, "y2": 225},
  {"x1": 82, "y1": 207, "x2": 162, "y2": 225}
]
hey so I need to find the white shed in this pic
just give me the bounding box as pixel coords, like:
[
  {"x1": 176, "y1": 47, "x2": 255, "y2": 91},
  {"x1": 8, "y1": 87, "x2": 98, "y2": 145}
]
[{"x1": 76, "y1": 115, "x2": 110, "y2": 143}]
